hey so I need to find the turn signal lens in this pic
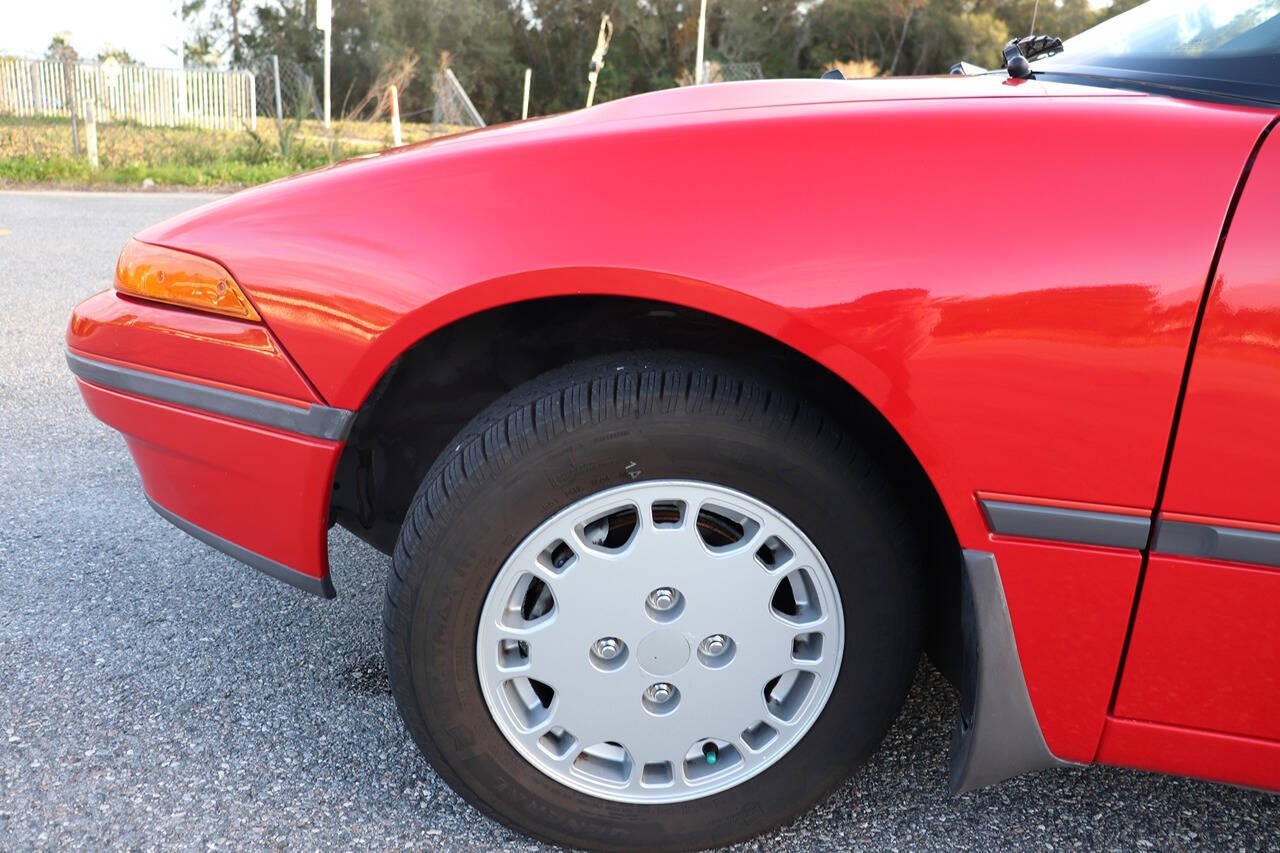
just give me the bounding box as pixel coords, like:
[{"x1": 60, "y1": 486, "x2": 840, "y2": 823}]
[{"x1": 114, "y1": 238, "x2": 261, "y2": 321}]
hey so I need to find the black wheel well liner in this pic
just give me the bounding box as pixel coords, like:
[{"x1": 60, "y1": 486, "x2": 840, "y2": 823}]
[{"x1": 331, "y1": 294, "x2": 962, "y2": 679}]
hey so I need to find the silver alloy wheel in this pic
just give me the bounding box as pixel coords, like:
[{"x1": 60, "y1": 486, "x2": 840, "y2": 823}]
[{"x1": 475, "y1": 480, "x2": 845, "y2": 804}]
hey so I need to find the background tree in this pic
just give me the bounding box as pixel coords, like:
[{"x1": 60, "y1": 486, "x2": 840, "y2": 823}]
[
  {"x1": 95, "y1": 46, "x2": 137, "y2": 64},
  {"x1": 706, "y1": 0, "x2": 806, "y2": 77},
  {"x1": 208, "y1": 0, "x2": 1138, "y2": 125},
  {"x1": 45, "y1": 33, "x2": 80, "y2": 62},
  {"x1": 183, "y1": 0, "x2": 252, "y2": 65}
]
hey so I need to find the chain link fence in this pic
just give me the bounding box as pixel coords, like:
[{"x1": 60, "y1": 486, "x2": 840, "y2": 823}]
[
  {"x1": 679, "y1": 60, "x2": 764, "y2": 87},
  {"x1": 432, "y1": 69, "x2": 485, "y2": 133},
  {"x1": 705, "y1": 61, "x2": 764, "y2": 83},
  {"x1": 251, "y1": 55, "x2": 321, "y2": 123}
]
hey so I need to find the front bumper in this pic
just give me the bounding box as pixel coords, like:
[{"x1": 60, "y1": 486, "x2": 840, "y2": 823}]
[{"x1": 68, "y1": 291, "x2": 354, "y2": 597}]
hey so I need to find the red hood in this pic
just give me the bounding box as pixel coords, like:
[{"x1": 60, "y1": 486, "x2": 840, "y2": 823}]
[
  {"x1": 580, "y1": 73, "x2": 1128, "y2": 121},
  {"x1": 137, "y1": 73, "x2": 1133, "y2": 247},
  {"x1": 399, "y1": 73, "x2": 1131, "y2": 152}
]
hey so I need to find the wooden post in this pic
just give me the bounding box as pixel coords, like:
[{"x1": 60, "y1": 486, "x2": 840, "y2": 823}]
[
  {"x1": 389, "y1": 84, "x2": 402, "y2": 146},
  {"x1": 318, "y1": 0, "x2": 331, "y2": 128},
  {"x1": 177, "y1": 42, "x2": 188, "y2": 124},
  {"x1": 247, "y1": 70, "x2": 257, "y2": 131},
  {"x1": 522, "y1": 67, "x2": 531, "y2": 120},
  {"x1": 62, "y1": 57, "x2": 80, "y2": 155},
  {"x1": 84, "y1": 99, "x2": 99, "y2": 169}
]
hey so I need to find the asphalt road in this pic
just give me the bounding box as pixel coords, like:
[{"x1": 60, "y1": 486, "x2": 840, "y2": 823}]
[{"x1": 1, "y1": 190, "x2": 1277, "y2": 851}]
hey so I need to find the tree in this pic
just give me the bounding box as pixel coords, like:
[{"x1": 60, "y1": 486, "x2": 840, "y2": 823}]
[
  {"x1": 427, "y1": 0, "x2": 523, "y2": 121},
  {"x1": 184, "y1": 0, "x2": 252, "y2": 65},
  {"x1": 96, "y1": 46, "x2": 136, "y2": 64},
  {"x1": 707, "y1": 0, "x2": 806, "y2": 77},
  {"x1": 949, "y1": 11, "x2": 1009, "y2": 69},
  {"x1": 802, "y1": 0, "x2": 1108, "y2": 80},
  {"x1": 46, "y1": 33, "x2": 79, "y2": 62},
  {"x1": 517, "y1": 0, "x2": 619, "y2": 115},
  {"x1": 243, "y1": 0, "x2": 321, "y2": 70},
  {"x1": 982, "y1": 0, "x2": 1098, "y2": 41},
  {"x1": 887, "y1": 0, "x2": 925, "y2": 75},
  {"x1": 803, "y1": 0, "x2": 904, "y2": 75},
  {"x1": 228, "y1": 0, "x2": 1123, "y2": 126}
]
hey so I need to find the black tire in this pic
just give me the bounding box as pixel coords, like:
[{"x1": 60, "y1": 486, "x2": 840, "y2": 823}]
[{"x1": 384, "y1": 352, "x2": 924, "y2": 851}]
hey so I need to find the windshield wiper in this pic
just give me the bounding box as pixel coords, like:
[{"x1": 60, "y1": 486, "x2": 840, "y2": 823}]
[
  {"x1": 1003, "y1": 34, "x2": 1064, "y2": 79},
  {"x1": 951, "y1": 34, "x2": 1063, "y2": 78}
]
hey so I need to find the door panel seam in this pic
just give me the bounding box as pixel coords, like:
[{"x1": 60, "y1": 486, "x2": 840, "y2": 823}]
[{"x1": 1106, "y1": 115, "x2": 1280, "y2": 714}]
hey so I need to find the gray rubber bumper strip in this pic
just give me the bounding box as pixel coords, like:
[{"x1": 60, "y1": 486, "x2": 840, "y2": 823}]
[
  {"x1": 66, "y1": 350, "x2": 354, "y2": 441},
  {"x1": 148, "y1": 497, "x2": 336, "y2": 598}
]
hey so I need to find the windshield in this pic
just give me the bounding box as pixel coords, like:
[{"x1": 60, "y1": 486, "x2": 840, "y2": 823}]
[{"x1": 1034, "y1": 0, "x2": 1280, "y2": 102}]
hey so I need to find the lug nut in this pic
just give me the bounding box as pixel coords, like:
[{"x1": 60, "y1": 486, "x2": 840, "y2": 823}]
[
  {"x1": 700, "y1": 634, "x2": 729, "y2": 656},
  {"x1": 645, "y1": 682, "x2": 675, "y2": 704},
  {"x1": 647, "y1": 587, "x2": 678, "y2": 611},
  {"x1": 592, "y1": 637, "x2": 622, "y2": 660}
]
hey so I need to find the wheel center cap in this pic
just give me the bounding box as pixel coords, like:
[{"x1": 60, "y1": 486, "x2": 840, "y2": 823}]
[{"x1": 635, "y1": 630, "x2": 691, "y2": 676}]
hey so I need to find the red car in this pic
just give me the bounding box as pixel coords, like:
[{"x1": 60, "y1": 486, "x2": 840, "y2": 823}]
[{"x1": 68, "y1": 1, "x2": 1280, "y2": 849}]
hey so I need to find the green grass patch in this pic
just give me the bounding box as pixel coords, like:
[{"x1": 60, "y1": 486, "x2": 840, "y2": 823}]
[
  {"x1": 0, "y1": 113, "x2": 450, "y2": 189},
  {"x1": 0, "y1": 154, "x2": 308, "y2": 188}
]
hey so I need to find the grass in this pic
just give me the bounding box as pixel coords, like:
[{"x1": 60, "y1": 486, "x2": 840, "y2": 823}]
[
  {"x1": 0, "y1": 114, "x2": 455, "y2": 190},
  {"x1": 0, "y1": 154, "x2": 307, "y2": 187}
]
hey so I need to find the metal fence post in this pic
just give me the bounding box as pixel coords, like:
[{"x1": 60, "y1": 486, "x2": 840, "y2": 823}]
[
  {"x1": 272, "y1": 54, "x2": 283, "y2": 130},
  {"x1": 695, "y1": 0, "x2": 708, "y2": 84},
  {"x1": 446, "y1": 68, "x2": 485, "y2": 127}
]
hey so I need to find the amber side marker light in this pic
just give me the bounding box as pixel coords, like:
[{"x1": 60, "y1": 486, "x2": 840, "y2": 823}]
[{"x1": 114, "y1": 238, "x2": 261, "y2": 321}]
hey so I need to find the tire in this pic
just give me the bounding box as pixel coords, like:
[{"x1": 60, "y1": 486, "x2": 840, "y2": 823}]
[{"x1": 384, "y1": 352, "x2": 924, "y2": 851}]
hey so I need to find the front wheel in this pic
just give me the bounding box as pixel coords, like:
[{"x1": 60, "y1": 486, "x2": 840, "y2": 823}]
[{"x1": 384, "y1": 353, "x2": 924, "y2": 851}]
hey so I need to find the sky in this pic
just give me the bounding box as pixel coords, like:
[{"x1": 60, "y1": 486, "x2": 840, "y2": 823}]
[
  {"x1": 3, "y1": 0, "x2": 194, "y2": 68},
  {"x1": 4, "y1": 0, "x2": 1119, "y2": 69}
]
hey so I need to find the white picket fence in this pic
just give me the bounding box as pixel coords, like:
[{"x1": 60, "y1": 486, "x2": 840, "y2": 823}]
[{"x1": 0, "y1": 56, "x2": 256, "y2": 130}]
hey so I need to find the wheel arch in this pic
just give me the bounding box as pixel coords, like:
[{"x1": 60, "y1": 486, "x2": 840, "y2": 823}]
[{"x1": 331, "y1": 283, "x2": 963, "y2": 679}]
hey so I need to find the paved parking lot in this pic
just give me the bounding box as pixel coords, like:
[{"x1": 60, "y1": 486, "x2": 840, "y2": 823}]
[{"x1": 1, "y1": 190, "x2": 1277, "y2": 850}]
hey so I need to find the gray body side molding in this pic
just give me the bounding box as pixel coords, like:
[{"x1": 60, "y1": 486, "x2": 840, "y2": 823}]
[
  {"x1": 147, "y1": 496, "x2": 336, "y2": 598},
  {"x1": 1154, "y1": 519, "x2": 1280, "y2": 569},
  {"x1": 950, "y1": 550, "x2": 1069, "y2": 793},
  {"x1": 980, "y1": 499, "x2": 1150, "y2": 550},
  {"x1": 67, "y1": 350, "x2": 354, "y2": 441}
]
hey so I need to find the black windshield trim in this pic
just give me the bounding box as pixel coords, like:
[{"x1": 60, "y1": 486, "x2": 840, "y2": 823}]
[{"x1": 1034, "y1": 66, "x2": 1280, "y2": 109}]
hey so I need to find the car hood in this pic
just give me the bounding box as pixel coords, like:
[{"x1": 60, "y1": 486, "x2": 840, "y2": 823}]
[
  {"x1": 136, "y1": 73, "x2": 1134, "y2": 247},
  {"x1": 395, "y1": 72, "x2": 1132, "y2": 153},
  {"x1": 580, "y1": 72, "x2": 1128, "y2": 121}
]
